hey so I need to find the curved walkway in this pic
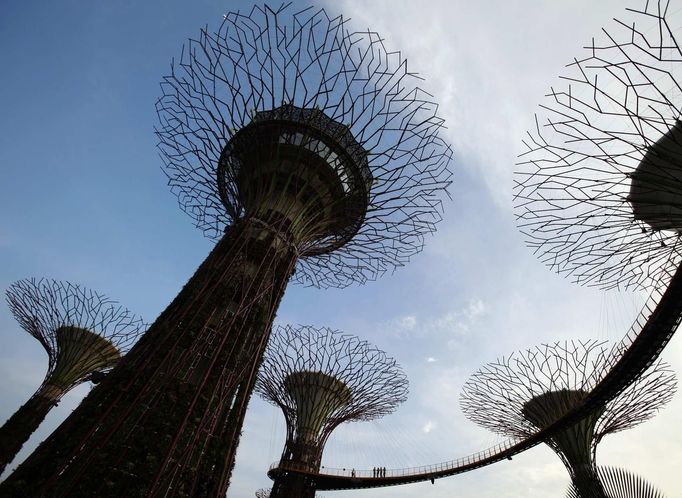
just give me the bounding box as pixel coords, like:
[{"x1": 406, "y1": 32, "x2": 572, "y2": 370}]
[{"x1": 268, "y1": 265, "x2": 682, "y2": 490}]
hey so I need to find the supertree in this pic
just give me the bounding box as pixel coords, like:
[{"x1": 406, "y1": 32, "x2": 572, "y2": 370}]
[
  {"x1": 460, "y1": 340, "x2": 676, "y2": 498},
  {"x1": 514, "y1": 1, "x2": 682, "y2": 291},
  {"x1": 256, "y1": 325, "x2": 408, "y2": 498},
  {"x1": 566, "y1": 467, "x2": 667, "y2": 498},
  {"x1": 0, "y1": 278, "x2": 144, "y2": 474},
  {"x1": 0, "y1": 5, "x2": 451, "y2": 497}
]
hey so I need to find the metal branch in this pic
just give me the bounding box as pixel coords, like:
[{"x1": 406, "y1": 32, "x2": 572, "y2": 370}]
[
  {"x1": 5, "y1": 278, "x2": 145, "y2": 374},
  {"x1": 514, "y1": 1, "x2": 682, "y2": 290}
]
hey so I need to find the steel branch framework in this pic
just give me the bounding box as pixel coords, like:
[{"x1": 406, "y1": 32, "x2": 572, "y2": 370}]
[
  {"x1": 0, "y1": 4, "x2": 450, "y2": 497},
  {"x1": 0, "y1": 278, "x2": 145, "y2": 474},
  {"x1": 510, "y1": 4, "x2": 682, "y2": 492},
  {"x1": 460, "y1": 340, "x2": 676, "y2": 497},
  {"x1": 157, "y1": 3, "x2": 453, "y2": 289},
  {"x1": 257, "y1": 325, "x2": 407, "y2": 498},
  {"x1": 514, "y1": 1, "x2": 682, "y2": 290}
]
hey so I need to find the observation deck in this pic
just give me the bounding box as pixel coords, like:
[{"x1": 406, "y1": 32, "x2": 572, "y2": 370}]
[{"x1": 217, "y1": 105, "x2": 372, "y2": 256}]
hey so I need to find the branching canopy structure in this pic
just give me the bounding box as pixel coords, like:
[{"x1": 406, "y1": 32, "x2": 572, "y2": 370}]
[
  {"x1": 566, "y1": 467, "x2": 667, "y2": 498},
  {"x1": 460, "y1": 340, "x2": 676, "y2": 497},
  {"x1": 0, "y1": 278, "x2": 144, "y2": 474},
  {"x1": 257, "y1": 325, "x2": 408, "y2": 498},
  {"x1": 514, "y1": 1, "x2": 682, "y2": 290},
  {"x1": 157, "y1": 5, "x2": 452, "y2": 289},
  {"x1": 0, "y1": 5, "x2": 449, "y2": 497}
]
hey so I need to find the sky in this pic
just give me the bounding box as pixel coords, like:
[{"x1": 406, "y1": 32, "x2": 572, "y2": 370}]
[{"x1": 0, "y1": 1, "x2": 681, "y2": 497}]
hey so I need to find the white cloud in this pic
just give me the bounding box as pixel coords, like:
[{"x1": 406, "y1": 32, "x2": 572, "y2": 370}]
[
  {"x1": 426, "y1": 357, "x2": 437, "y2": 363},
  {"x1": 441, "y1": 299, "x2": 487, "y2": 332},
  {"x1": 385, "y1": 298, "x2": 489, "y2": 347},
  {"x1": 466, "y1": 299, "x2": 487, "y2": 318},
  {"x1": 397, "y1": 315, "x2": 417, "y2": 331},
  {"x1": 422, "y1": 420, "x2": 436, "y2": 433}
]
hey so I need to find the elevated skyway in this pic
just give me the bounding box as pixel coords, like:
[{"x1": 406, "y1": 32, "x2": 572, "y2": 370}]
[{"x1": 268, "y1": 266, "x2": 682, "y2": 490}]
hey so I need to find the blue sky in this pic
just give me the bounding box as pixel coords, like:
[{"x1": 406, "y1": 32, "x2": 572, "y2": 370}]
[{"x1": 1, "y1": 1, "x2": 681, "y2": 497}]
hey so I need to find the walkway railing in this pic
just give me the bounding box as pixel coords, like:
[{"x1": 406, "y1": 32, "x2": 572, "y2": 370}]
[{"x1": 269, "y1": 436, "x2": 520, "y2": 479}]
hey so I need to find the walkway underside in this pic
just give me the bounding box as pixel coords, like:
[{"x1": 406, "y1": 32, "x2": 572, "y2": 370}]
[{"x1": 269, "y1": 265, "x2": 682, "y2": 491}]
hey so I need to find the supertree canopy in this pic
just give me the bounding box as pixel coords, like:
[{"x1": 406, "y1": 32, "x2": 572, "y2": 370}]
[
  {"x1": 460, "y1": 340, "x2": 676, "y2": 498},
  {"x1": 0, "y1": 278, "x2": 144, "y2": 474},
  {"x1": 514, "y1": 1, "x2": 682, "y2": 290},
  {"x1": 0, "y1": 5, "x2": 450, "y2": 497},
  {"x1": 256, "y1": 325, "x2": 408, "y2": 498},
  {"x1": 565, "y1": 466, "x2": 667, "y2": 498},
  {"x1": 157, "y1": 7, "x2": 452, "y2": 288}
]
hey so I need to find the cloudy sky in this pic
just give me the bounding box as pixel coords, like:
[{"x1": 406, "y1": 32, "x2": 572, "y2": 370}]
[{"x1": 1, "y1": 1, "x2": 681, "y2": 497}]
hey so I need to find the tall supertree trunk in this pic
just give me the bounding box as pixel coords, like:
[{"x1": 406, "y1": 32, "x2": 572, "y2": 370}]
[
  {"x1": 0, "y1": 385, "x2": 62, "y2": 474},
  {"x1": 570, "y1": 466, "x2": 608, "y2": 498},
  {"x1": 271, "y1": 472, "x2": 318, "y2": 498}
]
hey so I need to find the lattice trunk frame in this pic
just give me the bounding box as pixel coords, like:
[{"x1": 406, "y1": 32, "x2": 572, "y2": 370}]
[
  {"x1": 1, "y1": 219, "x2": 297, "y2": 497},
  {"x1": 271, "y1": 474, "x2": 318, "y2": 498},
  {"x1": 523, "y1": 390, "x2": 607, "y2": 498},
  {"x1": 281, "y1": 372, "x2": 351, "y2": 470},
  {"x1": 271, "y1": 372, "x2": 351, "y2": 498},
  {"x1": 0, "y1": 385, "x2": 62, "y2": 474}
]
